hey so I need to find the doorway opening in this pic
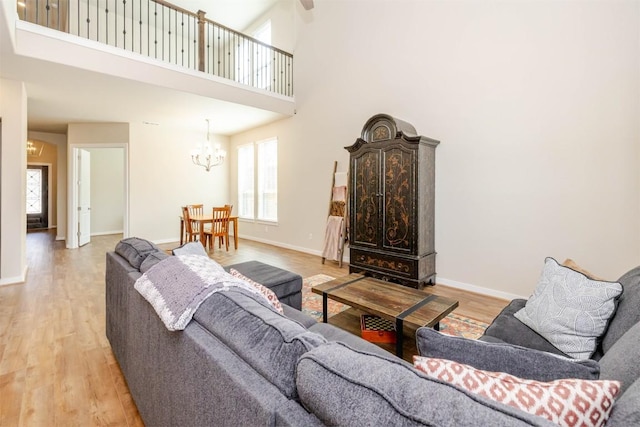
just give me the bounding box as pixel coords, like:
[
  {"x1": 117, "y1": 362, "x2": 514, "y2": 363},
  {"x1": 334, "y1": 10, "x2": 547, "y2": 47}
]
[
  {"x1": 26, "y1": 165, "x2": 49, "y2": 229},
  {"x1": 68, "y1": 144, "x2": 128, "y2": 248}
]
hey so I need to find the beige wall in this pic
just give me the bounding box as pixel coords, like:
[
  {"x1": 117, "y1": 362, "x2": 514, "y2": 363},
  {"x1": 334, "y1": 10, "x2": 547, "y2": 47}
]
[
  {"x1": 229, "y1": 0, "x2": 640, "y2": 299},
  {"x1": 0, "y1": 78, "x2": 27, "y2": 285},
  {"x1": 87, "y1": 147, "x2": 125, "y2": 235},
  {"x1": 128, "y1": 122, "x2": 230, "y2": 243}
]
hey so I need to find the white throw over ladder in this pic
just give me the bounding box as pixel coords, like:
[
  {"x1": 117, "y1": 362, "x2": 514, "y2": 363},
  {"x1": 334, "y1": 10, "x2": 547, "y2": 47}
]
[{"x1": 321, "y1": 161, "x2": 349, "y2": 268}]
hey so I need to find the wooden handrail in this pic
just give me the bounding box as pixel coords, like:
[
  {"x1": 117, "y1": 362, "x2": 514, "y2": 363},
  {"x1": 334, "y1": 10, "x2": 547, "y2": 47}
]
[{"x1": 16, "y1": 0, "x2": 294, "y2": 96}]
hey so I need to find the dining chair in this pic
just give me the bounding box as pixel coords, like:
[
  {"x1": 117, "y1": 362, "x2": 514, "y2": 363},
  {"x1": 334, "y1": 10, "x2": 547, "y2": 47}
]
[
  {"x1": 181, "y1": 206, "x2": 201, "y2": 243},
  {"x1": 187, "y1": 204, "x2": 204, "y2": 234},
  {"x1": 204, "y1": 206, "x2": 231, "y2": 251}
]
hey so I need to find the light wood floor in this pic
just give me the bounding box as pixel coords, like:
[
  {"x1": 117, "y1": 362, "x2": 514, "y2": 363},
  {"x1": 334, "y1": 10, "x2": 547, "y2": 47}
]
[{"x1": 0, "y1": 230, "x2": 509, "y2": 426}]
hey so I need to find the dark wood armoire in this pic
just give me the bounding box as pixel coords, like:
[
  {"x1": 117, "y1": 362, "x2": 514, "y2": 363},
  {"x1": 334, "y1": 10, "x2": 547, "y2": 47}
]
[{"x1": 345, "y1": 114, "x2": 439, "y2": 289}]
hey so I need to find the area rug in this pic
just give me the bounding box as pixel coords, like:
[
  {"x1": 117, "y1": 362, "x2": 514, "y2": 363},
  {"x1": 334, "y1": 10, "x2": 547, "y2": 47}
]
[{"x1": 302, "y1": 274, "x2": 489, "y2": 340}]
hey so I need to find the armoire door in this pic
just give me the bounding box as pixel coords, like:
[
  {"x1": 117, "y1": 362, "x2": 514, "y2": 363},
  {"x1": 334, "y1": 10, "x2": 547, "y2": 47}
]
[
  {"x1": 350, "y1": 148, "x2": 381, "y2": 248},
  {"x1": 381, "y1": 144, "x2": 415, "y2": 254}
]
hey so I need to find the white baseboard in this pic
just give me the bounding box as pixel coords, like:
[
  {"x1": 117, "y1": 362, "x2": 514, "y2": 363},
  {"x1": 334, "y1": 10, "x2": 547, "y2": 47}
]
[
  {"x1": 436, "y1": 277, "x2": 526, "y2": 301},
  {"x1": 151, "y1": 233, "x2": 521, "y2": 301},
  {"x1": 153, "y1": 238, "x2": 181, "y2": 245},
  {"x1": 91, "y1": 230, "x2": 124, "y2": 237},
  {"x1": 241, "y1": 235, "x2": 351, "y2": 264},
  {"x1": 0, "y1": 266, "x2": 27, "y2": 286}
]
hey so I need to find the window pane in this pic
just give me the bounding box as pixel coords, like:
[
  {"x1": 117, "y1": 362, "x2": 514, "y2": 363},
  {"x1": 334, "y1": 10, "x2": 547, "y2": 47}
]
[
  {"x1": 26, "y1": 169, "x2": 42, "y2": 214},
  {"x1": 237, "y1": 144, "x2": 254, "y2": 219},
  {"x1": 253, "y1": 21, "x2": 272, "y2": 90},
  {"x1": 257, "y1": 139, "x2": 277, "y2": 221}
]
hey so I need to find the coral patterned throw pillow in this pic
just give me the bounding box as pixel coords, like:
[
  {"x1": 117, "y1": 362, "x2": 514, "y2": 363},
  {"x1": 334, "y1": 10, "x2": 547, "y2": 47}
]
[
  {"x1": 229, "y1": 269, "x2": 284, "y2": 315},
  {"x1": 413, "y1": 356, "x2": 619, "y2": 427}
]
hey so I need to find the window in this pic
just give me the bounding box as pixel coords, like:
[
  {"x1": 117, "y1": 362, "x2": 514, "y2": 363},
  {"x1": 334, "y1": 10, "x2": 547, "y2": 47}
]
[
  {"x1": 26, "y1": 168, "x2": 42, "y2": 214},
  {"x1": 235, "y1": 20, "x2": 272, "y2": 89},
  {"x1": 237, "y1": 138, "x2": 277, "y2": 222},
  {"x1": 237, "y1": 144, "x2": 254, "y2": 219}
]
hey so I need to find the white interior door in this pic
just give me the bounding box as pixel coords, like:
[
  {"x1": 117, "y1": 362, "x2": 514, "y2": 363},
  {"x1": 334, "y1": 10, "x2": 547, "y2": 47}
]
[{"x1": 78, "y1": 149, "x2": 91, "y2": 246}]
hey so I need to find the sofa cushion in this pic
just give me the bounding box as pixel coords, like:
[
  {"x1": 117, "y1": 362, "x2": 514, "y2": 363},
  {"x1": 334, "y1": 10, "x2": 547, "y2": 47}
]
[
  {"x1": 282, "y1": 304, "x2": 317, "y2": 329},
  {"x1": 416, "y1": 327, "x2": 600, "y2": 381},
  {"x1": 598, "y1": 320, "x2": 640, "y2": 396},
  {"x1": 602, "y1": 265, "x2": 640, "y2": 353},
  {"x1": 308, "y1": 322, "x2": 400, "y2": 360},
  {"x1": 296, "y1": 342, "x2": 557, "y2": 427},
  {"x1": 115, "y1": 237, "x2": 161, "y2": 269},
  {"x1": 606, "y1": 379, "x2": 640, "y2": 426},
  {"x1": 514, "y1": 257, "x2": 623, "y2": 359},
  {"x1": 482, "y1": 299, "x2": 568, "y2": 356},
  {"x1": 414, "y1": 356, "x2": 620, "y2": 427},
  {"x1": 139, "y1": 250, "x2": 170, "y2": 273},
  {"x1": 229, "y1": 268, "x2": 283, "y2": 314},
  {"x1": 193, "y1": 289, "x2": 326, "y2": 399}
]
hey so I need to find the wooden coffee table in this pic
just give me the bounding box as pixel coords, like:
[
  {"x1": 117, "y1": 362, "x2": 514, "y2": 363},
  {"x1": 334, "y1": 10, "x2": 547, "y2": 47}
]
[{"x1": 312, "y1": 275, "x2": 459, "y2": 359}]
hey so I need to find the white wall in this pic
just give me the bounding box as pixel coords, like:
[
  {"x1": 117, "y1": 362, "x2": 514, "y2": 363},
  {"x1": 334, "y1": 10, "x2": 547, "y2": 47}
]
[
  {"x1": 0, "y1": 78, "x2": 28, "y2": 285},
  {"x1": 128, "y1": 121, "x2": 230, "y2": 243},
  {"x1": 229, "y1": 0, "x2": 640, "y2": 299},
  {"x1": 87, "y1": 147, "x2": 124, "y2": 235}
]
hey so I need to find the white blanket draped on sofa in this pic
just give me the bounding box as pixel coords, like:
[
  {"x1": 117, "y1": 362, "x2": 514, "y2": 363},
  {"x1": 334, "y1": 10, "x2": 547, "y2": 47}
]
[{"x1": 134, "y1": 254, "x2": 268, "y2": 331}]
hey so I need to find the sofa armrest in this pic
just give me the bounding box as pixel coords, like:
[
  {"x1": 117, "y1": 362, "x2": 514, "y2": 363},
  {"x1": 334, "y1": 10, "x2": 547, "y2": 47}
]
[{"x1": 416, "y1": 327, "x2": 600, "y2": 382}]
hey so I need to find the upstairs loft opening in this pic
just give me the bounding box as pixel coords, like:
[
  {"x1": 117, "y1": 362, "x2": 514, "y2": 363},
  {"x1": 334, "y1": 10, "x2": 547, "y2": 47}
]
[{"x1": 16, "y1": 0, "x2": 293, "y2": 97}]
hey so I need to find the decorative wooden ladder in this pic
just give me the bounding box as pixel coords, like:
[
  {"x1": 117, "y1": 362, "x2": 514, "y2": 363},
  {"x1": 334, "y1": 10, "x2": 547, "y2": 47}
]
[{"x1": 321, "y1": 161, "x2": 349, "y2": 268}]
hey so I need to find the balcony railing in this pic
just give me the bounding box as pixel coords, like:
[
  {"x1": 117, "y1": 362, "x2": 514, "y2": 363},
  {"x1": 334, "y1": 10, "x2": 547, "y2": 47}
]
[{"x1": 16, "y1": 0, "x2": 293, "y2": 96}]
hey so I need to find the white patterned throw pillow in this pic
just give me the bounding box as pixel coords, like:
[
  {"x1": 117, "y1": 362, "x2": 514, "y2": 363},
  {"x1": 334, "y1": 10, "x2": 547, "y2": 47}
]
[{"x1": 514, "y1": 257, "x2": 623, "y2": 359}]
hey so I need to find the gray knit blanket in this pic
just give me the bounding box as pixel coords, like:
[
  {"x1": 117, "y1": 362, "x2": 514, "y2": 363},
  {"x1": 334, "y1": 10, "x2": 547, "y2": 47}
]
[{"x1": 134, "y1": 254, "x2": 267, "y2": 331}]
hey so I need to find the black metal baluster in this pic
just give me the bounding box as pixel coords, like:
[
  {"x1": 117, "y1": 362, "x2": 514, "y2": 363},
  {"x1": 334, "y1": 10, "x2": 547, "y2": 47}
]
[
  {"x1": 138, "y1": 0, "x2": 142, "y2": 54},
  {"x1": 105, "y1": 0, "x2": 109, "y2": 45},
  {"x1": 95, "y1": 0, "x2": 99, "y2": 41},
  {"x1": 217, "y1": 25, "x2": 221, "y2": 77},
  {"x1": 123, "y1": 0, "x2": 127, "y2": 50},
  {"x1": 84, "y1": 0, "x2": 89, "y2": 39}
]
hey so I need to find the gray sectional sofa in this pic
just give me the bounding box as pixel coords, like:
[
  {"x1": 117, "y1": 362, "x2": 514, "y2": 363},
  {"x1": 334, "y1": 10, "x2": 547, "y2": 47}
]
[{"x1": 106, "y1": 238, "x2": 639, "y2": 426}]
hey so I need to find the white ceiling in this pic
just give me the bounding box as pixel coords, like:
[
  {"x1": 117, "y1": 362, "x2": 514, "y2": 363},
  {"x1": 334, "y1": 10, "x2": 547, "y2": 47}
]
[{"x1": 0, "y1": 0, "x2": 287, "y2": 136}]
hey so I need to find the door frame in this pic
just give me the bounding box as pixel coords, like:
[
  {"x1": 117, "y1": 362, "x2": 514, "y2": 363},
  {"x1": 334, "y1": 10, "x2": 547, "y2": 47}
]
[
  {"x1": 26, "y1": 162, "x2": 53, "y2": 230},
  {"x1": 67, "y1": 143, "x2": 129, "y2": 248}
]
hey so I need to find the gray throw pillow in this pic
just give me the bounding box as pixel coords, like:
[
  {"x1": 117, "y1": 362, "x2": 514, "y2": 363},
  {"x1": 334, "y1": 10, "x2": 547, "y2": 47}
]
[
  {"x1": 514, "y1": 257, "x2": 623, "y2": 359},
  {"x1": 115, "y1": 237, "x2": 161, "y2": 269},
  {"x1": 416, "y1": 327, "x2": 600, "y2": 381},
  {"x1": 172, "y1": 241, "x2": 208, "y2": 257},
  {"x1": 139, "y1": 250, "x2": 170, "y2": 273}
]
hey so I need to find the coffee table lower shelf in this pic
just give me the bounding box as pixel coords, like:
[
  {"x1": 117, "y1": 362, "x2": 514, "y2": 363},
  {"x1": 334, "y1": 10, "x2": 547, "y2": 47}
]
[{"x1": 326, "y1": 307, "x2": 420, "y2": 363}]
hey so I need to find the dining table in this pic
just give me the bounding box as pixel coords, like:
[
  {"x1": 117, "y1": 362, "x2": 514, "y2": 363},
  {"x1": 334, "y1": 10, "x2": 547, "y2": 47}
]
[{"x1": 180, "y1": 214, "x2": 239, "y2": 249}]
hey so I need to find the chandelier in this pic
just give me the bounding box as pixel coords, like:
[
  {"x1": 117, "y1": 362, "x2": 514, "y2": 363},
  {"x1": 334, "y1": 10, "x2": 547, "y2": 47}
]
[
  {"x1": 26, "y1": 140, "x2": 43, "y2": 157},
  {"x1": 191, "y1": 119, "x2": 226, "y2": 172}
]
